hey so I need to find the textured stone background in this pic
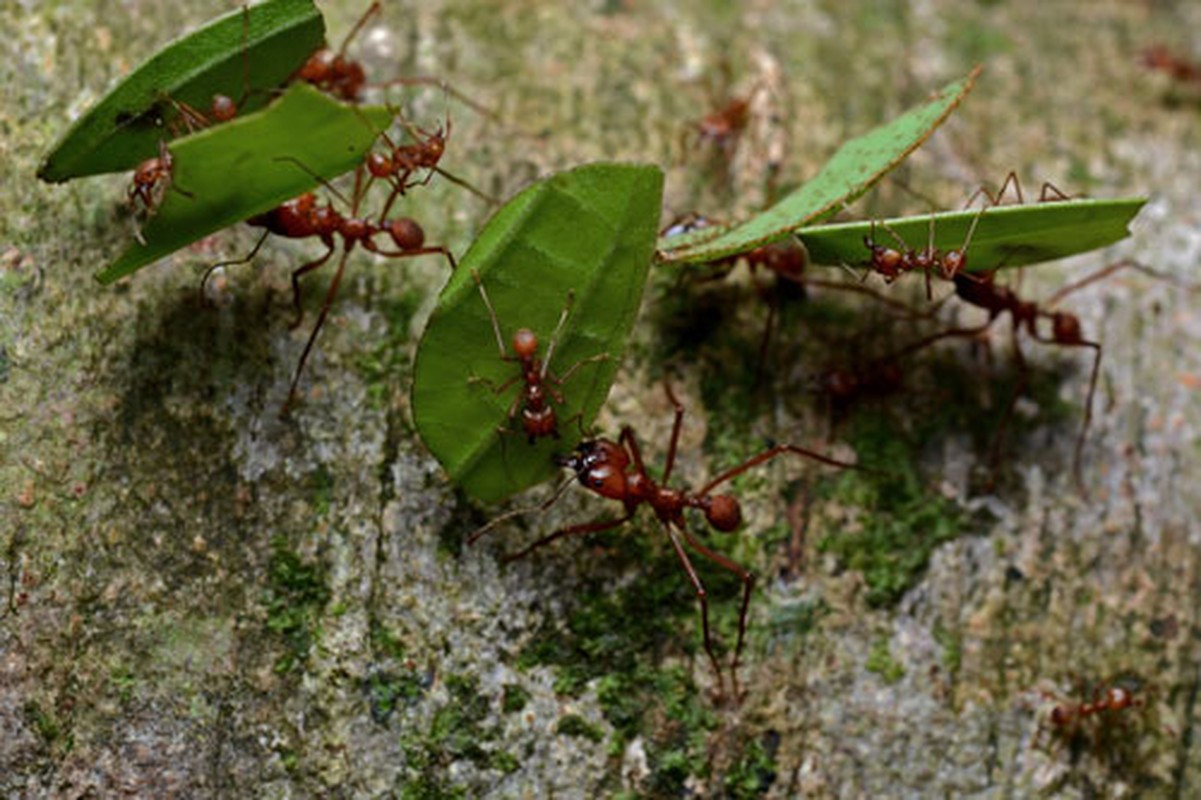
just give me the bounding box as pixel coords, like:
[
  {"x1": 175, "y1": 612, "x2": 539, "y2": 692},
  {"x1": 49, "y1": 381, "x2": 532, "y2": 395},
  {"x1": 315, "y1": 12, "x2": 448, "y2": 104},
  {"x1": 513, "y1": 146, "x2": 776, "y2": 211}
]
[{"x1": 3, "y1": 1, "x2": 1200, "y2": 797}]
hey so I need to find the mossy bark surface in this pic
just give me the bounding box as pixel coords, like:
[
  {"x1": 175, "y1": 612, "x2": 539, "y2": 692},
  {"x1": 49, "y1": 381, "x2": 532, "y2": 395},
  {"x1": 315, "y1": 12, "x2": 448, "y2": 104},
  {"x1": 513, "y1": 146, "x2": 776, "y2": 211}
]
[{"x1": 3, "y1": 2, "x2": 1200, "y2": 797}]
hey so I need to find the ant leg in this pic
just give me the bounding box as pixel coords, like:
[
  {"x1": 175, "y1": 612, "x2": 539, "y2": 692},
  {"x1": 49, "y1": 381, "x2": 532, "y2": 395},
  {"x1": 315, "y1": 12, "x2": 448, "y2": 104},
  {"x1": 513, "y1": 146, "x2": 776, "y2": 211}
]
[
  {"x1": 371, "y1": 76, "x2": 499, "y2": 120},
  {"x1": 1032, "y1": 333, "x2": 1102, "y2": 493},
  {"x1": 1038, "y1": 182, "x2": 1070, "y2": 202},
  {"x1": 678, "y1": 524, "x2": 755, "y2": 701},
  {"x1": 618, "y1": 425, "x2": 649, "y2": 476},
  {"x1": 467, "y1": 372, "x2": 522, "y2": 396},
  {"x1": 660, "y1": 382, "x2": 688, "y2": 483},
  {"x1": 553, "y1": 353, "x2": 610, "y2": 386},
  {"x1": 337, "y1": 1, "x2": 381, "y2": 58},
  {"x1": 199, "y1": 229, "x2": 271, "y2": 303},
  {"x1": 466, "y1": 475, "x2": 579, "y2": 545},
  {"x1": 501, "y1": 513, "x2": 633, "y2": 563},
  {"x1": 365, "y1": 244, "x2": 457, "y2": 271},
  {"x1": 281, "y1": 248, "x2": 349, "y2": 417},
  {"x1": 695, "y1": 442, "x2": 859, "y2": 497},
  {"x1": 1044, "y1": 258, "x2": 1201, "y2": 307},
  {"x1": 289, "y1": 243, "x2": 336, "y2": 328},
  {"x1": 985, "y1": 324, "x2": 1029, "y2": 479},
  {"x1": 431, "y1": 167, "x2": 500, "y2": 205},
  {"x1": 663, "y1": 524, "x2": 725, "y2": 696}
]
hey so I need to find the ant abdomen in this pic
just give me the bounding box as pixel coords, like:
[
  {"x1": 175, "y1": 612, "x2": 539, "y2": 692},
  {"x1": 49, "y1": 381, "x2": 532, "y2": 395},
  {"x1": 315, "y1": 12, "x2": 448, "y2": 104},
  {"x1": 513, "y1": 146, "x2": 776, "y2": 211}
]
[
  {"x1": 388, "y1": 218, "x2": 425, "y2": 251},
  {"x1": 704, "y1": 495, "x2": 742, "y2": 532}
]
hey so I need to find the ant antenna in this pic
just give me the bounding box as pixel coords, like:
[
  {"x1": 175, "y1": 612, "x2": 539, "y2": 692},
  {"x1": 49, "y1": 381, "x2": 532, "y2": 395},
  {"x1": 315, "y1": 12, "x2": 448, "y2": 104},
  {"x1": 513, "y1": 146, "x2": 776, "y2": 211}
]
[
  {"x1": 466, "y1": 474, "x2": 579, "y2": 546},
  {"x1": 338, "y1": 1, "x2": 381, "y2": 59},
  {"x1": 272, "y1": 156, "x2": 352, "y2": 209},
  {"x1": 539, "y1": 290, "x2": 576, "y2": 380}
]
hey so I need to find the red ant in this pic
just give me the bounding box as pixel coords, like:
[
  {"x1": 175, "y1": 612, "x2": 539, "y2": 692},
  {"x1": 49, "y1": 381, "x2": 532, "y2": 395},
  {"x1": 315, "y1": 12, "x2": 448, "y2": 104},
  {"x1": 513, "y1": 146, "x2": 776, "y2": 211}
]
[
  {"x1": 1046, "y1": 684, "x2": 1143, "y2": 730},
  {"x1": 205, "y1": 168, "x2": 455, "y2": 416},
  {"x1": 862, "y1": 210, "x2": 983, "y2": 300},
  {"x1": 1141, "y1": 44, "x2": 1201, "y2": 85},
  {"x1": 296, "y1": 2, "x2": 496, "y2": 117},
  {"x1": 469, "y1": 382, "x2": 858, "y2": 700},
  {"x1": 1031, "y1": 678, "x2": 1154, "y2": 759},
  {"x1": 470, "y1": 269, "x2": 608, "y2": 444}
]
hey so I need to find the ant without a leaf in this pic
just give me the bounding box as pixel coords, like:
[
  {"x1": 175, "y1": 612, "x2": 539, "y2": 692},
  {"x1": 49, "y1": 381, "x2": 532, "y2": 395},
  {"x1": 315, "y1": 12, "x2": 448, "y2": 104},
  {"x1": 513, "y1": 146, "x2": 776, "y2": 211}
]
[
  {"x1": 1031, "y1": 677, "x2": 1156, "y2": 759},
  {"x1": 470, "y1": 270, "x2": 607, "y2": 444},
  {"x1": 205, "y1": 175, "x2": 455, "y2": 416},
  {"x1": 364, "y1": 108, "x2": 498, "y2": 218},
  {"x1": 470, "y1": 382, "x2": 858, "y2": 700}
]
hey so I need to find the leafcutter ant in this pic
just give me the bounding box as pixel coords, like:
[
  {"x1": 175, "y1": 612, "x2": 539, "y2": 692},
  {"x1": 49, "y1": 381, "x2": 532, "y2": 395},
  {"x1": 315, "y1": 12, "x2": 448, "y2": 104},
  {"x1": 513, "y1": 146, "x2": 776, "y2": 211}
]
[
  {"x1": 861, "y1": 208, "x2": 983, "y2": 299},
  {"x1": 204, "y1": 167, "x2": 455, "y2": 416},
  {"x1": 469, "y1": 269, "x2": 608, "y2": 444},
  {"x1": 469, "y1": 382, "x2": 858, "y2": 700}
]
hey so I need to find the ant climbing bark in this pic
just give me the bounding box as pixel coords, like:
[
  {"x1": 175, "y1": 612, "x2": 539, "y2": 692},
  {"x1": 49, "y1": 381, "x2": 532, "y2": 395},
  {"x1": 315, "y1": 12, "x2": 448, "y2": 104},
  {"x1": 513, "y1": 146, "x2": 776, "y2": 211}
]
[
  {"x1": 204, "y1": 167, "x2": 455, "y2": 417},
  {"x1": 469, "y1": 270, "x2": 608, "y2": 444},
  {"x1": 470, "y1": 382, "x2": 858, "y2": 700}
]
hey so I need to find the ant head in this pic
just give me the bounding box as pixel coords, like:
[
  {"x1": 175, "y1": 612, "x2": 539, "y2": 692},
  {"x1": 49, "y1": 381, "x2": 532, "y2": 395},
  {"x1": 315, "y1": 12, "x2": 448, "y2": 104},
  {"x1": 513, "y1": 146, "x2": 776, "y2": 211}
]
[
  {"x1": 1051, "y1": 312, "x2": 1082, "y2": 344},
  {"x1": 872, "y1": 246, "x2": 903, "y2": 277},
  {"x1": 703, "y1": 494, "x2": 742, "y2": 532},
  {"x1": 211, "y1": 94, "x2": 237, "y2": 123},
  {"x1": 512, "y1": 329, "x2": 539, "y2": 360},
  {"x1": 555, "y1": 439, "x2": 629, "y2": 500},
  {"x1": 388, "y1": 218, "x2": 424, "y2": 251},
  {"x1": 942, "y1": 248, "x2": 966, "y2": 278},
  {"x1": 366, "y1": 151, "x2": 394, "y2": 178},
  {"x1": 298, "y1": 49, "x2": 335, "y2": 82},
  {"x1": 821, "y1": 368, "x2": 858, "y2": 400}
]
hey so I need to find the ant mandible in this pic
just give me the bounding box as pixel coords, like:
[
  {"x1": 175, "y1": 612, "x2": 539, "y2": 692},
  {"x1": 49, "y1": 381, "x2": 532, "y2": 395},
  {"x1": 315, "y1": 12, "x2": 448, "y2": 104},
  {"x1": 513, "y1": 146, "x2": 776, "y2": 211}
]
[
  {"x1": 470, "y1": 270, "x2": 608, "y2": 444},
  {"x1": 205, "y1": 170, "x2": 456, "y2": 416},
  {"x1": 470, "y1": 382, "x2": 858, "y2": 700}
]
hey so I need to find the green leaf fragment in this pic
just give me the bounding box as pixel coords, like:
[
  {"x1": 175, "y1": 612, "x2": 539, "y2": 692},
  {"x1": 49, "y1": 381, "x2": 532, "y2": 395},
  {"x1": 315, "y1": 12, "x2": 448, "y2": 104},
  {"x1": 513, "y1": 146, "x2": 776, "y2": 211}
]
[
  {"x1": 97, "y1": 83, "x2": 391, "y2": 284},
  {"x1": 796, "y1": 198, "x2": 1146, "y2": 273},
  {"x1": 39, "y1": 0, "x2": 324, "y2": 182},
  {"x1": 658, "y1": 66, "x2": 981, "y2": 264},
  {"x1": 413, "y1": 163, "x2": 665, "y2": 504}
]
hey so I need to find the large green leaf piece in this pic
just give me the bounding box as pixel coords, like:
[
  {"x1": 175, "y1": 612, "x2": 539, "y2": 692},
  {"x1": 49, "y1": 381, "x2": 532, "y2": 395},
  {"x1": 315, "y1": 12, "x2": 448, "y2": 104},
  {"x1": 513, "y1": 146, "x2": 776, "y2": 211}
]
[
  {"x1": 797, "y1": 198, "x2": 1146, "y2": 272},
  {"x1": 413, "y1": 163, "x2": 664, "y2": 504},
  {"x1": 98, "y1": 83, "x2": 391, "y2": 284},
  {"x1": 39, "y1": 0, "x2": 324, "y2": 182},
  {"x1": 658, "y1": 66, "x2": 981, "y2": 264}
]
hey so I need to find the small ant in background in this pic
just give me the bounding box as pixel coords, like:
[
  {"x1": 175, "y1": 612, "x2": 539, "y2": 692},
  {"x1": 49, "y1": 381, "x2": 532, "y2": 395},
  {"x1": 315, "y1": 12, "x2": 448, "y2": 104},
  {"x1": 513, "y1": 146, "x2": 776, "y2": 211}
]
[
  {"x1": 1141, "y1": 44, "x2": 1201, "y2": 86},
  {"x1": 204, "y1": 167, "x2": 455, "y2": 416},
  {"x1": 296, "y1": 2, "x2": 496, "y2": 117},
  {"x1": 470, "y1": 270, "x2": 608, "y2": 444},
  {"x1": 1029, "y1": 675, "x2": 1164, "y2": 765},
  {"x1": 470, "y1": 382, "x2": 858, "y2": 700}
]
